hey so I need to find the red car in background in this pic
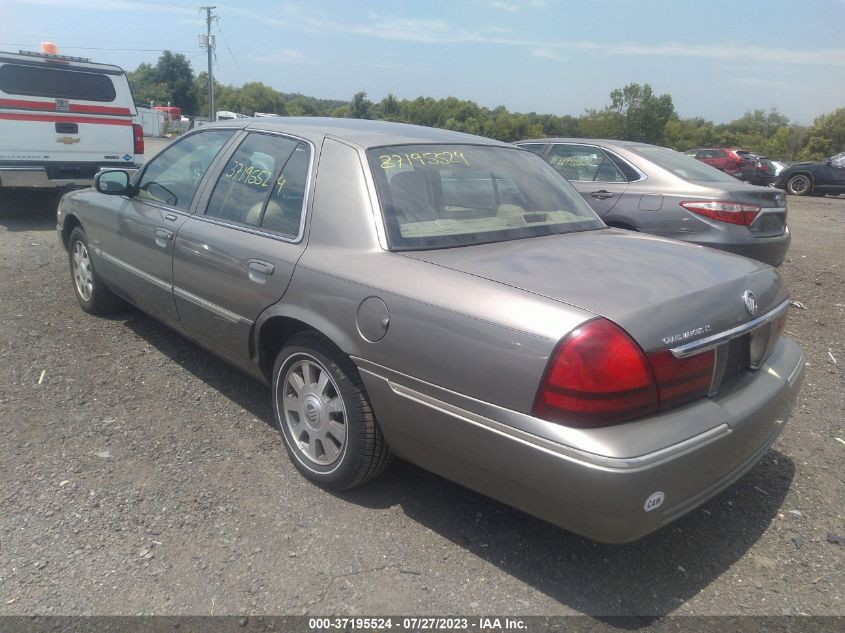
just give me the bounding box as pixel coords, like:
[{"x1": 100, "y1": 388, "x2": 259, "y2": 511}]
[
  {"x1": 685, "y1": 147, "x2": 747, "y2": 177},
  {"x1": 686, "y1": 148, "x2": 777, "y2": 187}
]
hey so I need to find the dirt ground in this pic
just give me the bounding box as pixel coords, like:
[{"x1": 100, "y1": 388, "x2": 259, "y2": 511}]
[{"x1": 0, "y1": 182, "x2": 842, "y2": 621}]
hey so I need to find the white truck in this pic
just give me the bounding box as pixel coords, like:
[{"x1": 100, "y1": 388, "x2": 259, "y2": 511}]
[{"x1": 0, "y1": 47, "x2": 143, "y2": 192}]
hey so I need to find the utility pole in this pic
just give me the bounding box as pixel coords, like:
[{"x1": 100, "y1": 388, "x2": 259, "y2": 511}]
[{"x1": 199, "y1": 6, "x2": 216, "y2": 121}]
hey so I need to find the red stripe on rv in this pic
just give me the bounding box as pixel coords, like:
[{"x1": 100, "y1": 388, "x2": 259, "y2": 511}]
[
  {"x1": 0, "y1": 98, "x2": 131, "y2": 116},
  {"x1": 0, "y1": 112, "x2": 132, "y2": 126}
]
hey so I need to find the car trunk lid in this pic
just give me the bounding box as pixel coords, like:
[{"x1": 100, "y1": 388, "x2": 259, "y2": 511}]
[{"x1": 401, "y1": 228, "x2": 788, "y2": 353}]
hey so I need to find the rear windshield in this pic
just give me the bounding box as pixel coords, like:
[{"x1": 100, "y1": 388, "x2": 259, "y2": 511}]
[
  {"x1": 630, "y1": 145, "x2": 738, "y2": 183},
  {"x1": 0, "y1": 64, "x2": 116, "y2": 102},
  {"x1": 367, "y1": 144, "x2": 603, "y2": 250}
]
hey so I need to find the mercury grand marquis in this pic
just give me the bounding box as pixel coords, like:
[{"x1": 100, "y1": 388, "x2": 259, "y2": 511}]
[{"x1": 57, "y1": 118, "x2": 805, "y2": 543}]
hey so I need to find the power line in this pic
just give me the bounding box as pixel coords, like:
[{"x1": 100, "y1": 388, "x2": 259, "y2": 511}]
[{"x1": 215, "y1": 19, "x2": 244, "y2": 84}]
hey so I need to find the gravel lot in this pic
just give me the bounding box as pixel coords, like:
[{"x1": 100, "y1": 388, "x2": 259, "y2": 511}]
[{"x1": 0, "y1": 169, "x2": 842, "y2": 620}]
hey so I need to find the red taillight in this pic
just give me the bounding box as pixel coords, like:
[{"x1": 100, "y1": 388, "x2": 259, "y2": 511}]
[
  {"x1": 533, "y1": 319, "x2": 659, "y2": 427},
  {"x1": 533, "y1": 318, "x2": 717, "y2": 427},
  {"x1": 132, "y1": 123, "x2": 144, "y2": 155},
  {"x1": 680, "y1": 200, "x2": 761, "y2": 226},
  {"x1": 647, "y1": 348, "x2": 715, "y2": 410}
]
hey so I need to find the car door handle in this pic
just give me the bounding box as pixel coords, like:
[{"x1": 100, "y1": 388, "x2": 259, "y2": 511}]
[
  {"x1": 155, "y1": 227, "x2": 174, "y2": 247},
  {"x1": 248, "y1": 259, "x2": 275, "y2": 283},
  {"x1": 591, "y1": 190, "x2": 615, "y2": 200},
  {"x1": 164, "y1": 213, "x2": 178, "y2": 221}
]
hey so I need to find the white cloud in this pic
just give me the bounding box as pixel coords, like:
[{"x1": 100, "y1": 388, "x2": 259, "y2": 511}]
[
  {"x1": 8, "y1": 0, "x2": 195, "y2": 14},
  {"x1": 252, "y1": 7, "x2": 845, "y2": 68},
  {"x1": 256, "y1": 49, "x2": 318, "y2": 65},
  {"x1": 530, "y1": 46, "x2": 566, "y2": 61},
  {"x1": 490, "y1": 2, "x2": 520, "y2": 12}
]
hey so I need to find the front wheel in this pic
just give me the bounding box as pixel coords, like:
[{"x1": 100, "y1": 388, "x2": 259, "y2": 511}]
[
  {"x1": 271, "y1": 331, "x2": 392, "y2": 490},
  {"x1": 786, "y1": 174, "x2": 812, "y2": 196},
  {"x1": 67, "y1": 227, "x2": 123, "y2": 315}
]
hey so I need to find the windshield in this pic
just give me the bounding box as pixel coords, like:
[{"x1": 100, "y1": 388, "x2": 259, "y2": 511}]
[
  {"x1": 367, "y1": 144, "x2": 603, "y2": 250},
  {"x1": 630, "y1": 145, "x2": 739, "y2": 183}
]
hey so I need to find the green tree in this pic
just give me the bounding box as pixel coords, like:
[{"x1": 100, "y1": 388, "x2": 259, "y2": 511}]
[
  {"x1": 153, "y1": 51, "x2": 197, "y2": 115},
  {"x1": 578, "y1": 108, "x2": 625, "y2": 139},
  {"x1": 607, "y1": 83, "x2": 675, "y2": 143},
  {"x1": 350, "y1": 91, "x2": 373, "y2": 119},
  {"x1": 128, "y1": 63, "x2": 172, "y2": 106},
  {"x1": 799, "y1": 108, "x2": 845, "y2": 160}
]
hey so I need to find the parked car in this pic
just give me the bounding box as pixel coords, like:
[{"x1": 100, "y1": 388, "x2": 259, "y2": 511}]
[
  {"x1": 685, "y1": 147, "x2": 747, "y2": 177},
  {"x1": 771, "y1": 160, "x2": 789, "y2": 176},
  {"x1": 0, "y1": 45, "x2": 143, "y2": 192},
  {"x1": 735, "y1": 153, "x2": 778, "y2": 187},
  {"x1": 57, "y1": 118, "x2": 804, "y2": 543},
  {"x1": 774, "y1": 151, "x2": 845, "y2": 196},
  {"x1": 517, "y1": 138, "x2": 790, "y2": 266}
]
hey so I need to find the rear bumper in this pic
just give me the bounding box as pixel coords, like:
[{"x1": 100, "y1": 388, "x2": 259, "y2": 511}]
[
  {"x1": 688, "y1": 226, "x2": 791, "y2": 267},
  {"x1": 356, "y1": 337, "x2": 804, "y2": 543},
  {"x1": 0, "y1": 164, "x2": 140, "y2": 189}
]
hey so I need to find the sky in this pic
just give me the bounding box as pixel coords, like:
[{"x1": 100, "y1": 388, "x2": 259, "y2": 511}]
[{"x1": 1, "y1": 0, "x2": 844, "y2": 125}]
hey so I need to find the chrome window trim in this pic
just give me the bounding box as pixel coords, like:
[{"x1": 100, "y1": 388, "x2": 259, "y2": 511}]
[
  {"x1": 670, "y1": 299, "x2": 789, "y2": 358},
  {"x1": 199, "y1": 129, "x2": 316, "y2": 244}
]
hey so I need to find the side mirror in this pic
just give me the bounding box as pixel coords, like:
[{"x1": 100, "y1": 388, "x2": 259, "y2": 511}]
[{"x1": 95, "y1": 170, "x2": 131, "y2": 195}]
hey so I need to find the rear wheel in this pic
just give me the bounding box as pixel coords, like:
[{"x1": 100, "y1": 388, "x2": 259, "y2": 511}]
[
  {"x1": 272, "y1": 331, "x2": 392, "y2": 490},
  {"x1": 67, "y1": 227, "x2": 123, "y2": 315},
  {"x1": 786, "y1": 174, "x2": 812, "y2": 196}
]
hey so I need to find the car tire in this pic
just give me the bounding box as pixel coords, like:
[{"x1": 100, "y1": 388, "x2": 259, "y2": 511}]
[
  {"x1": 272, "y1": 331, "x2": 392, "y2": 490},
  {"x1": 786, "y1": 174, "x2": 812, "y2": 196},
  {"x1": 67, "y1": 227, "x2": 123, "y2": 315}
]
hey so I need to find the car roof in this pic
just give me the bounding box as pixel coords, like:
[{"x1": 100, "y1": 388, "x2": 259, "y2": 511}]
[
  {"x1": 517, "y1": 138, "x2": 656, "y2": 148},
  {"x1": 204, "y1": 117, "x2": 513, "y2": 150},
  {"x1": 0, "y1": 50, "x2": 126, "y2": 74}
]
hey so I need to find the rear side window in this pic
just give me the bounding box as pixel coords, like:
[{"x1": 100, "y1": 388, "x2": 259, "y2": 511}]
[
  {"x1": 205, "y1": 133, "x2": 310, "y2": 238},
  {"x1": 0, "y1": 64, "x2": 116, "y2": 102}
]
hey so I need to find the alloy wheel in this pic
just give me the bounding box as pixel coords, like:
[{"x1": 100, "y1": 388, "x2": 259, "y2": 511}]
[{"x1": 280, "y1": 356, "x2": 348, "y2": 467}]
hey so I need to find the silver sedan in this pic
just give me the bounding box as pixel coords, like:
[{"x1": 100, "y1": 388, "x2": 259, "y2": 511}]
[
  {"x1": 57, "y1": 118, "x2": 803, "y2": 543},
  {"x1": 517, "y1": 138, "x2": 791, "y2": 266}
]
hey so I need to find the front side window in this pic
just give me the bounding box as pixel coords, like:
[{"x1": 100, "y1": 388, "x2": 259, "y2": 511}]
[
  {"x1": 136, "y1": 129, "x2": 235, "y2": 210},
  {"x1": 546, "y1": 144, "x2": 626, "y2": 183},
  {"x1": 830, "y1": 152, "x2": 845, "y2": 169},
  {"x1": 0, "y1": 64, "x2": 116, "y2": 102},
  {"x1": 367, "y1": 144, "x2": 602, "y2": 250},
  {"x1": 205, "y1": 133, "x2": 310, "y2": 238}
]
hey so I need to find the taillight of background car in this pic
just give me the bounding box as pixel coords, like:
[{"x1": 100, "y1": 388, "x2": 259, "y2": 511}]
[
  {"x1": 680, "y1": 200, "x2": 761, "y2": 226},
  {"x1": 132, "y1": 123, "x2": 144, "y2": 155}
]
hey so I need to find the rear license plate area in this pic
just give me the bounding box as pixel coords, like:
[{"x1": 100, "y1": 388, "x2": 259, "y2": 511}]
[{"x1": 722, "y1": 334, "x2": 751, "y2": 382}]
